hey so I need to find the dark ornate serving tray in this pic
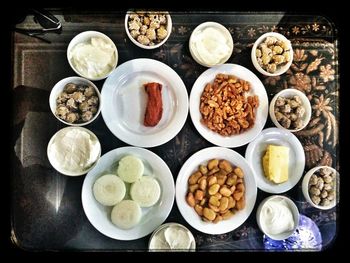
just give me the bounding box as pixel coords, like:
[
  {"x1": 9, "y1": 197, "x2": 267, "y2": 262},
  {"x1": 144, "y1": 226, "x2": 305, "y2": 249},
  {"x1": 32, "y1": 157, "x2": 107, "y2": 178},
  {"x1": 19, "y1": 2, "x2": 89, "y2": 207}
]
[{"x1": 11, "y1": 10, "x2": 338, "y2": 251}]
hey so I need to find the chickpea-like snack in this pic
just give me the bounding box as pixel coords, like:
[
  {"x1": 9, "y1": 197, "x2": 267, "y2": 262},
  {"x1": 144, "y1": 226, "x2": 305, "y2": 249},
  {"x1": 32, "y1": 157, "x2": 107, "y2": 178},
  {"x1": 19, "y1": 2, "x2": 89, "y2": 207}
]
[
  {"x1": 255, "y1": 35, "x2": 291, "y2": 73},
  {"x1": 127, "y1": 11, "x2": 169, "y2": 46},
  {"x1": 186, "y1": 159, "x2": 246, "y2": 223}
]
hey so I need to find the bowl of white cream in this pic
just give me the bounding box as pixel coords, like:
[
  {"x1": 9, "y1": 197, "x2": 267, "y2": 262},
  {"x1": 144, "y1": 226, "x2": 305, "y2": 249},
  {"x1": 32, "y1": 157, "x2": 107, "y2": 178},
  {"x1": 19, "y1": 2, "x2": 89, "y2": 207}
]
[
  {"x1": 47, "y1": 127, "x2": 101, "y2": 176},
  {"x1": 148, "y1": 222, "x2": 196, "y2": 251},
  {"x1": 189, "y1": 22, "x2": 233, "y2": 67},
  {"x1": 67, "y1": 31, "x2": 118, "y2": 81},
  {"x1": 256, "y1": 195, "x2": 299, "y2": 240}
]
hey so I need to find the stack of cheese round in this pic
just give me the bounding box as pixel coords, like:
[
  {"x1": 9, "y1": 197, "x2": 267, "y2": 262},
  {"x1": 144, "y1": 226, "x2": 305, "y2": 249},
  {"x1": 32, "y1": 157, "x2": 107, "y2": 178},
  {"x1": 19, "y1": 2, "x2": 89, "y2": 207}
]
[{"x1": 92, "y1": 155, "x2": 161, "y2": 229}]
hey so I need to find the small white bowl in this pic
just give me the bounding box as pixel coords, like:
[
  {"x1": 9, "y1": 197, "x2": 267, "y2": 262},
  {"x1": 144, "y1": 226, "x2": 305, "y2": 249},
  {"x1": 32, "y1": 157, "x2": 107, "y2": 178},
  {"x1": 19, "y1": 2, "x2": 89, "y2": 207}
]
[
  {"x1": 269, "y1": 88, "x2": 311, "y2": 132},
  {"x1": 251, "y1": 32, "x2": 293, "y2": 76},
  {"x1": 49, "y1": 76, "x2": 102, "y2": 126},
  {"x1": 67, "y1": 31, "x2": 118, "y2": 81},
  {"x1": 302, "y1": 166, "x2": 338, "y2": 210},
  {"x1": 125, "y1": 12, "x2": 172, "y2": 49},
  {"x1": 189, "y1": 22, "x2": 233, "y2": 67},
  {"x1": 47, "y1": 127, "x2": 101, "y2": 176},
  {"x1": 148, "y1": 222, "x2": 196, "y2": 251},
  {"x1": 256, "y1": 195, "x2": 299, "y2": 240}
]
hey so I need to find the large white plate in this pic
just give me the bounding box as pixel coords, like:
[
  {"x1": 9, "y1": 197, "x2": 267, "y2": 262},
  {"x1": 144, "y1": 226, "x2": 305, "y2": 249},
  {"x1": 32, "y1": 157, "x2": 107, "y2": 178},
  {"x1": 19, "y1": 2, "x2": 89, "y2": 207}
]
[
  {"x1": 176, "y1": 147, "x2": 257, "y2": 235},
  {"x1": 189, "y1": 64, "x2": 268, "y2": 148},
  {"x1": 245, "y1": 127, "x2": 305, "y2": 194},
  {"x1": 82, "y1": 147, "x2": 175, "y2": 240},
  {"x1": 101, "y1": 58, "x2": 188, "y2": 148}
]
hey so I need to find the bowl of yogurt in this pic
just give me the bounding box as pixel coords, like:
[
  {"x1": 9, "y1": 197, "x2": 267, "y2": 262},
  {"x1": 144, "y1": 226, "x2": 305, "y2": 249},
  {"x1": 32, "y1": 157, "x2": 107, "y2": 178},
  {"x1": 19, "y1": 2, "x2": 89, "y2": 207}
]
[
  {"x1": 67, "y1": 31, "x2": 118, "y2": 81},
  {"x1": 47, "y1": 127, "x2": 101, "y2": 176},
  {"x1": 148, "y1": 223, "x2": 196, "y2": 251},
  {"x1": 256, "y1": 195, "x2": 299, "y2": 240},
  {"x1": 189, "y1": 22, "x2": 233, "y2": 67}
]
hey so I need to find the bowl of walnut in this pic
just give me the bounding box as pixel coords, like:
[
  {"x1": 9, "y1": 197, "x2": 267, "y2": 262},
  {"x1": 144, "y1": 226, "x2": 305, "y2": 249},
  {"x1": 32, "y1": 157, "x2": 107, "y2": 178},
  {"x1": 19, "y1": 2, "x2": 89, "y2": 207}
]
[
  {"x1": 49, "y1": 77, "x2": 101, "y2": 126},
  {"x1": 251, "y1": 32, "x2": 293, "y2": 76},
  {"x1": 269, "y1": 88, "x2": 311, "y2": 132},
  {"x1": 125, "y1": 11, "x2": 172, "y2": 49},
  {"x1": 302, "y1": 166, "x2": 338, "y2": 210}
]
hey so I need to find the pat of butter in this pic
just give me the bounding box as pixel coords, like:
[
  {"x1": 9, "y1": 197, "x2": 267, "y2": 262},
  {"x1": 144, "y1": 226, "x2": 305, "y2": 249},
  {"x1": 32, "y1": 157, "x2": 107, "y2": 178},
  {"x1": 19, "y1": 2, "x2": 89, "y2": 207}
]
[{"x1": 262, "y1": 145, "x2": 289, "y2": 184}]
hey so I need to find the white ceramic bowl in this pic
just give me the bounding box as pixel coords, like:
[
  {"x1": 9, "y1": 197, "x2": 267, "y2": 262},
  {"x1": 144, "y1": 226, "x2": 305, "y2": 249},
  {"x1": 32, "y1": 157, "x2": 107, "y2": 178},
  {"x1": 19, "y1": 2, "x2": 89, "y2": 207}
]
[
  {"x1": 256, "y1": 195, "x2": 299, "y2": 240},
  {"x1": 302, "y1": 166, "x2": 338, "y2": 210},
  {"x1": 251, "y1": 32, "x2": 293, "y2": 76},
  {"x1": 125, "y1": 12, "x2": 172, "y2": 49},
  {"x1": 49, "y1": 76, "x2": 102, "y2": 126},
  {"x1": 47, "y1": 127, "x2": 101, "y2": 176},
  {"x1": 67, "y1": 31, "x2": 118, "y2": 81},
  {"x1": 269, "y1": 88, "x2": 311, "y2": 132},
  {"x1": 176, "y1": 147, "x2": 257, "y2": 235},
  {"x1": 148, "y1": 222, "x2": 196, "y2": 251},
  {"x1": 189, "y1": 22, "x2": 233, "y2": 67}
]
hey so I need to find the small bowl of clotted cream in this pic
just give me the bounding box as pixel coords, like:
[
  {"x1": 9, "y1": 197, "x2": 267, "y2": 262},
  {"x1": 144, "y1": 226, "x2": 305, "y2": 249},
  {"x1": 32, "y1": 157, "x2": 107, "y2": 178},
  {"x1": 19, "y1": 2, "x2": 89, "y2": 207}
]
[
  {"x1": 67, "y1": 31, "x2": 118, "y2": 81},
  {"x1": 256, "y1": 195, "x2": 299, "y2": 240},
  {"x1": 47, "y1": 127, "x2": 101, "y2": 176},
  {"x1": 189, "y1": 22, "x2": 233, "y2": 67}
]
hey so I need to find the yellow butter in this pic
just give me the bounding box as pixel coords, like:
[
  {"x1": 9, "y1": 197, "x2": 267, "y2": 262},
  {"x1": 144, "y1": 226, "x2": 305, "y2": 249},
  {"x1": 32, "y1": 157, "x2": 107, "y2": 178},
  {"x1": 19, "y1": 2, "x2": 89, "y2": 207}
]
[{"x1": 262, "y1": 145, "x2": 289, "y2": 184}]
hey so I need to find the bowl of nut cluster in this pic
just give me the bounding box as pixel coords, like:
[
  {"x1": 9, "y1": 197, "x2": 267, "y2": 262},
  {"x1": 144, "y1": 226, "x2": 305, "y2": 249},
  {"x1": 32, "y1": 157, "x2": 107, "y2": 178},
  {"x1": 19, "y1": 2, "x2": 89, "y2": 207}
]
[
  {"x1": 251, "y1": 32, "x2": 293, "y2": 76},
  {"x1": 302, "y1": 166, "x2": 338, "y2": 210},
  {"x1": 269, "y1": 88, "x2": 311, "y2": 132},
  {"x1": 125, "y1": 11, "x2": 172, "y2": 49},
  {"x1": 49, "y1": 76, "x2": 101, "y2": 126}
]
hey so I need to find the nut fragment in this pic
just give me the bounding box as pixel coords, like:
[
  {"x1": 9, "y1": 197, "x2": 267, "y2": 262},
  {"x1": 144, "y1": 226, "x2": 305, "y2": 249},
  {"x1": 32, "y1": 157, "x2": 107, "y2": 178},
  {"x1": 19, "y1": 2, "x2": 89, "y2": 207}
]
[
  {"x1": 188, "y1": 171, "x2": 202, "y2": 185},
  {"x1": 209, "y1": 196, "x2": 220, "y2": 207},
  {"x1": 207, "y1": 159, "x2": 219, "y2": 170},
  {"x1": 186, "y1": 192, "x2": 195, "y2": 207},
  {"x1": 194, "y1": 204, "x2": 203, "y2": 216},
  {"x1": 219, "y1": 186, "x2": 232, "y2": 197},
  {"x1": 200, "y1": 73, "x2": 259, "y2": 136},
  {"x1": 219, "y1": 160, "x2": 233, "y2": 172},
  {"x1": 208, "y1": 184, "x2": 220, "y2": 195},
  {"x1": 234, "y1": 167, "x2": 244, "y2": 178},
  {"x1": 203, "y1": 208, "x2": 216, "y2": 221},
  {"x1": 195, "y1": 190, "x2": 205, "y2": 201}
]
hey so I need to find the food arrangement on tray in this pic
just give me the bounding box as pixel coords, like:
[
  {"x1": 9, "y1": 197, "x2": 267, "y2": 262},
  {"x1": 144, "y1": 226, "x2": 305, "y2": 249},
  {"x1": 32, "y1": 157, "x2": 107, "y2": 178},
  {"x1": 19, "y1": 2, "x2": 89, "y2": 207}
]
[{"x1": 12, "y1": 10, "x2": 339, "y2": 251}]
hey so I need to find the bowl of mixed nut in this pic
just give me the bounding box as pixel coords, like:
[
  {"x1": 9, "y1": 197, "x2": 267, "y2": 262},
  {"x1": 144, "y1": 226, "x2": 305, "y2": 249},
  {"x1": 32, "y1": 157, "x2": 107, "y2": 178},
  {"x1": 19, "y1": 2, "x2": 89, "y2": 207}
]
[
  {"x1": 49, "y1": 77, "x2": 101, "y2": 126},
  {"x1": 302, "y1": 166, "x2": 338, "y2": 210},
  {"x1": 269, "y1": 88, "x2": 311, "y2": 132},
  {"x1": 125, "y1": 11, "x2": 172, "y2": 49},
  {"x1": 251, "y1": 32, "x2": 293, "y2": 76}
]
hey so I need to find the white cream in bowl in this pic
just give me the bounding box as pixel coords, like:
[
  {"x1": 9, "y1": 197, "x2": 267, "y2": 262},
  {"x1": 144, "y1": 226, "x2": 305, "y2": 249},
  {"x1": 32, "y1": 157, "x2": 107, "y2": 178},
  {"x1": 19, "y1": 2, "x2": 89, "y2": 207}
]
[
  {"x1": 47, "y1": 127, "x2": 101, "y2": 176},
  {"x1": 189, "y1": 22, "x2": 233, "y2": 67}
]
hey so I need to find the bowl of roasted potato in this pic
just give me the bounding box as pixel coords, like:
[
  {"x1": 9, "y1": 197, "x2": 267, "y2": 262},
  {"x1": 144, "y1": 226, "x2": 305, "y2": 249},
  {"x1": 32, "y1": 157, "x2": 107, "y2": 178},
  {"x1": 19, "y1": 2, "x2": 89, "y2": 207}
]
[{"x1": 175, "y1": 147, "x2": 257, "y2": 235}]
